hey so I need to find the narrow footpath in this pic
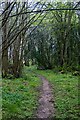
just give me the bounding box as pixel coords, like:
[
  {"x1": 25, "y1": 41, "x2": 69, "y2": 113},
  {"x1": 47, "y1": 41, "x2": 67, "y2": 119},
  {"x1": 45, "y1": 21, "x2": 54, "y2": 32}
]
[{"x1": 36, "y1": 75, "x2": 55, "y2": 118}]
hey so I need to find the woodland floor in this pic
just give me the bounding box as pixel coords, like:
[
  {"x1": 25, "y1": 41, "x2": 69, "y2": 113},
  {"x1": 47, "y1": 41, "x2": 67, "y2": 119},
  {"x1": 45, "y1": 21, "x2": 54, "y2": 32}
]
[{"x1": 2, "y1": 66, "x2": 79, "y2": 119}]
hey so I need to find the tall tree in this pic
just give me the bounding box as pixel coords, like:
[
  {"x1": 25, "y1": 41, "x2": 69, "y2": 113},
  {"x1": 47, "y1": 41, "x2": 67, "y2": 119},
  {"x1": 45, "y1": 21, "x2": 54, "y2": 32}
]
[{"x1": 2, "y1": 2, "x2": 9, "y2": 77}]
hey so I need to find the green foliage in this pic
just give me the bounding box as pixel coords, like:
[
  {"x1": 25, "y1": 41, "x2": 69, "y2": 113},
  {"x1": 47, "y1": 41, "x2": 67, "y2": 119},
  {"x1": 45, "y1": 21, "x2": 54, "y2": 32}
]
[
  {"x1": 2, "y1": 67, "x2": 41, "y2": 120},
  {"x1": 27, "y1": 2, "x2": 80, "y2": 71}
]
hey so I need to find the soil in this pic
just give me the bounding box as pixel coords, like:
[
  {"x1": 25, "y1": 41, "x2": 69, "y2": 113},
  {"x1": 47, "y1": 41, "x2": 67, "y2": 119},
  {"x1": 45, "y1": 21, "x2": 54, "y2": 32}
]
[{"x1": 36, "y1": 75, "x2": 55, "y2": 118}]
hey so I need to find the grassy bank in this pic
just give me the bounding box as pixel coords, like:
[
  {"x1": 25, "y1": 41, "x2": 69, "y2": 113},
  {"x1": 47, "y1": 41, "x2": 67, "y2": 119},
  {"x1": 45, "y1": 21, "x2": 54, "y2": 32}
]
[
  {"x1": 2, "y1": 66, "x2": 79, "y2": 119},
  {"x1": 33, "y1": 68, "x2": 79, "y2": 119},
  {"x1": 2, "y1": 67, "x2": 41, "y2": 120}
]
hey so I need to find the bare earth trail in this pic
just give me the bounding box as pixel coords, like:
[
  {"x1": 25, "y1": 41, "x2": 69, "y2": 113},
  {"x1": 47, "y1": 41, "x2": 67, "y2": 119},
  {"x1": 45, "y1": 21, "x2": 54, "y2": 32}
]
[{"x1": 36, "y1": 75, "x2": 55, "y2": 118}]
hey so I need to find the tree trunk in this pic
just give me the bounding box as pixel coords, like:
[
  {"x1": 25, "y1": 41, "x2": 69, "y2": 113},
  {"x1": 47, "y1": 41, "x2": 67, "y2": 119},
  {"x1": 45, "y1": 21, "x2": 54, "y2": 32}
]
[{"x1": 2, "y1": 2, "x2": 8, "y2": 78}]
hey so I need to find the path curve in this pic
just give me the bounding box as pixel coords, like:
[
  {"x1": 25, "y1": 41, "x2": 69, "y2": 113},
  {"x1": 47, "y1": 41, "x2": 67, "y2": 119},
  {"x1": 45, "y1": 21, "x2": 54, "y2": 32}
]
[{"x1": 36, "y1": 75, "x2": 55, "y2": 118}]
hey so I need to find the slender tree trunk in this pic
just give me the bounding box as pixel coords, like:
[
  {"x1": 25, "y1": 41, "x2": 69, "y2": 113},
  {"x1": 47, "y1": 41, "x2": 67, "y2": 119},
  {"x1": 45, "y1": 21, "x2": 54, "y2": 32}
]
[
  {"x1": 12, "y1": 3, "x2": 20, "y2": 77},
  {"x1": 2, "y1": 2, "x2": 8, "y2": 78}
]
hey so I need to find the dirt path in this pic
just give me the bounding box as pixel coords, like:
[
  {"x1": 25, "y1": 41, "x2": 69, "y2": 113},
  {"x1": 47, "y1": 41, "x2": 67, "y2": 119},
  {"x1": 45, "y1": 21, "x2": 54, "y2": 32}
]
[{"x1": 36, "y1": 75, "x2": 55, "y2": 118}]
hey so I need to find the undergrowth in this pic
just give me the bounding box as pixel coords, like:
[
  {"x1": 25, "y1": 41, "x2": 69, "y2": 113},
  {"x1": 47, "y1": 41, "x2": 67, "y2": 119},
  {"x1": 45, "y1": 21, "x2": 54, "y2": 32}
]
[
  {"x1": 32, "y1": 66, "x2": 79, "y2": 119},
  {"x1": 2, "y1": 66, "x2": 41, "y2": 120},
  {"x1": 2, "y1": 65, "x2": 79, "y2": 119}
]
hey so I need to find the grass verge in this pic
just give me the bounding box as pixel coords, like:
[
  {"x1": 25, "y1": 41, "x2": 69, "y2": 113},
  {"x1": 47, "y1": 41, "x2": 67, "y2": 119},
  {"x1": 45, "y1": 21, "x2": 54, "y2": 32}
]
[
  {"x1": 32, "y1": 66, "x2": 79, "y2": 119},
  {"x1": 2, "y1": 66, "x2": 41, "y2": 120}
]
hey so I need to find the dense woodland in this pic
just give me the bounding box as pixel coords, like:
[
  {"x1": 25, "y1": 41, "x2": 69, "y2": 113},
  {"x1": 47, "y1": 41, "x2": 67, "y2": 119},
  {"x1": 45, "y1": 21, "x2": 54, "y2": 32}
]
[
  {"x1": 0, "y1": 1, "x2": 80, "y2": 78},
  {"x1": 0, "y1": 1, "x2": 80, "y2": 119}
]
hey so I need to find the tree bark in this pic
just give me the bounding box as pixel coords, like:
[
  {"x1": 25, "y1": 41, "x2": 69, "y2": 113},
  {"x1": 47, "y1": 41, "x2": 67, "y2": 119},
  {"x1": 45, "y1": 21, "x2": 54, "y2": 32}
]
[{"x1": 2, "y1": 2, "x2": 8, "y2": 78}]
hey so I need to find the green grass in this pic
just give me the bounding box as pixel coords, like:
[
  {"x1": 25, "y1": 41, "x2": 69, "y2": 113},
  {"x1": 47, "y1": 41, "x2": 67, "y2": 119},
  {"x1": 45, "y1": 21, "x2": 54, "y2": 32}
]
[
  {"x1": 31, "y1": 66, "x2": 79, "y2": 119},
  {"x1": 2, "y1": 66, "x2": 41, "y2": 120},
  {"x1": 2, "y1": 66, "x2": 79, "y2": 119}
]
